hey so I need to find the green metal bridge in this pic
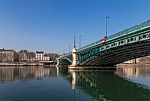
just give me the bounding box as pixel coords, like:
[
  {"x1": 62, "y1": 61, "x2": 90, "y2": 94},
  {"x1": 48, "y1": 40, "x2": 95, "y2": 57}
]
[{"x1": 57, "y1": 20, "x2": 150, "y2": 66}]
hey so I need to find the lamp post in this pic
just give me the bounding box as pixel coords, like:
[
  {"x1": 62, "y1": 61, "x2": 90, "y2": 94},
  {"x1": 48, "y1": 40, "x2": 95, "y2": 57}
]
[
  {"x1": 69, "y1": 44, "x2": 70, "y2": 53},
  {"x1": 74, "y1": 36, "x2": 76, "y2": 48},
  {"x1": 106, "y1": 16, "x2": 109, "y2": 38},
  {"x1": 79, "y1": 35, "x2": 82, "y2": 48}
]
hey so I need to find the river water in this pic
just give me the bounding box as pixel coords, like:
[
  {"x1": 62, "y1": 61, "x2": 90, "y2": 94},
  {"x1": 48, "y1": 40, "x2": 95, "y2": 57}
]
[{"x1": 0, "y1": 65, "x2": 150, "y2": 101}]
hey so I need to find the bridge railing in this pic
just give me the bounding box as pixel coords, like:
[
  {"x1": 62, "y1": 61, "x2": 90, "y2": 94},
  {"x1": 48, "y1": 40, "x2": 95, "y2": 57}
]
[
  {"x1": 77, "y1": 40, "x2": 100, "y2": 52},
  {"x1": 60, "y1": 20, "x2": 150, "y2": 58},
  {"x1": 78, "y1": 20, "x2": 150, "y2": 52},
  {"x1": 108, "y1": 20, "x2": 150, "y2": 40}
]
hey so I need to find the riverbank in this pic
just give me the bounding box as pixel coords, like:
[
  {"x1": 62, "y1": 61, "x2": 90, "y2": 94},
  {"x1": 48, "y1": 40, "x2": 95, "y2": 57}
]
[
  {"x1": 117, "y1": 63, "x2": 150, "y2": 68},
  {"x1": 0, "y1": 62, "x2": 43, "y2": 66}
]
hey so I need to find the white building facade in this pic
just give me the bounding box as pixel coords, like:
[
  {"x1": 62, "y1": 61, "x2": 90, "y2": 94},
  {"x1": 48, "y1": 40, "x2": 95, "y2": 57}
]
[{"x1": 36, "y1": 51, "x2": 44, "y2": 61}]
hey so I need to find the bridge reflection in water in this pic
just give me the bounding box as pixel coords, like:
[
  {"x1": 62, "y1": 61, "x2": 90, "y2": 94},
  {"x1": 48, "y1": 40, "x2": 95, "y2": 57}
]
[{"x1": 69, "y1": 65, "x2": 150, "y2": 101}]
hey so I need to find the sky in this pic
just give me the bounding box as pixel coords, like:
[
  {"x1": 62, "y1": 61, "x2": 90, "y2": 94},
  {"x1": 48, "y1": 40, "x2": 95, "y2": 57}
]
[{"x1": 0, "y1": 0, "x2": 150, "y2": 53}]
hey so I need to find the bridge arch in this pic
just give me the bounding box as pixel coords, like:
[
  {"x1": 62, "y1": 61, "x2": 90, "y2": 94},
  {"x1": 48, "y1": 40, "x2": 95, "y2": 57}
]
[{"x1": 57, "y1": 57, "x2": 72, "y2": 65}]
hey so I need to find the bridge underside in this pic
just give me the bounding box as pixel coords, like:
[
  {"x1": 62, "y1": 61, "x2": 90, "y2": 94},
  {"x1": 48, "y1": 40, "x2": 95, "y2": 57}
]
[
  {"x1": 58, "y1": 58, "x2": 72, "y2": 65},
  {"x1": 80, "y1": 40, "x2": 150, "y2": 66}
]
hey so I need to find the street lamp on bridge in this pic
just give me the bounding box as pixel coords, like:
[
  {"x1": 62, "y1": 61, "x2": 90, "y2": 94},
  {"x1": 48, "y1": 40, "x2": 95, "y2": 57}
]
[
  {"x1": 106, "y1": 16, "x2": 109, "y2": 38},
  {"x1": 73, "y1": 35, "x2": 76, "y2": 48}
]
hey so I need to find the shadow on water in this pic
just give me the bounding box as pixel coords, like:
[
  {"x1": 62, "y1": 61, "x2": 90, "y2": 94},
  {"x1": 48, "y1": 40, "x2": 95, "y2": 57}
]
[
  {"x1": 57, "y1": 65, "x2": 69, "y2": 76},
  {"x1": 67, "y1": 65, "x2": 150, "y2": 101}
]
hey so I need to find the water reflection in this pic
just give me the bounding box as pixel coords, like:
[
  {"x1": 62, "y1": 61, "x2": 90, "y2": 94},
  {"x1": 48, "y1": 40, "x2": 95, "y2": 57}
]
[
  {"x1": 116, "y1": 64, "x2": 150, "y2": 77},
  {"x1": 116, "y1": 64, "x2": 150, "y2": 89},
  {"x1": 69, "y1": 66, "x2": 150, "y2": 101},
  {"x1": 71, "y1": 71, "x2": 77, "y2": 89},
  {"x1": 0, "y1": 66, "x2": 57, "y2": 83},
  {"x1": 0, "y1": 65, "x2": 150, "y2": 101},
  {"x1": 0, "y1": 66, "x2": 92, "y2": 101}
]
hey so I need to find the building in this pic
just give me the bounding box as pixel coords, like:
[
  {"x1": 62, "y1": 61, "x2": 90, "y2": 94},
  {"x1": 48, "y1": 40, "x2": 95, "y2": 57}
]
[
  {"x1": 26, "y1": 52, "x2": 36, "y2": 62},
  {"x1": 36, "y1": 51, "x2": 44, "y2": 61},
  {"x1": 43, "y1": 53, "x2": 50, "y2": 61},
  {"x1": 48, "y1": 53, "x2": 59, "y2": 61},
  {"x1": 0, "y1": 48, "x2": 59, "y2": 63},
  {"x1": 18, "y1": 50, "x2": 36, "y2": 62},
  {"x1": 35, "y1": 51, "x2": 58, "y2": 61},
  {"x1": 0, "y1": 48, "x2": 16, "y2": 62},
  {"x1": 18, "y1": 50, "x2": 28, "y2": 62}
]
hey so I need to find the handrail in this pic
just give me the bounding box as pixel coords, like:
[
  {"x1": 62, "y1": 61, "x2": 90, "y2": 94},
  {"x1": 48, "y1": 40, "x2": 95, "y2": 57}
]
[
  {"x1": 78, "y1": 20, "x2": 150, "y2": 51},
  {"x1": 108, "y1": 20, "x2": 150, "y2": 39}
]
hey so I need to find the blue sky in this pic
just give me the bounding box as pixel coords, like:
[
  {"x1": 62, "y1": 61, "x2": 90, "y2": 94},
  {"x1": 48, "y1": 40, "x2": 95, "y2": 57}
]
[{"x1": 0, "y1": 0, "x2": 150, "y2": 53}]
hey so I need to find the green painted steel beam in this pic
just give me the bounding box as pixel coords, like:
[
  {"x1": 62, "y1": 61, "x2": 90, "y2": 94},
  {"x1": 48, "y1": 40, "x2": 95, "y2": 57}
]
[{"x1": 60, "y1": 20, "x2": 150, "y2": 65}]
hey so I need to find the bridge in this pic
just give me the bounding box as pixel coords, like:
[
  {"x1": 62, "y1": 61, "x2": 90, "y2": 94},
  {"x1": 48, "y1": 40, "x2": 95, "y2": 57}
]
[{"x1": 57, "y1": 20, "x2": 150, "y2": 66}]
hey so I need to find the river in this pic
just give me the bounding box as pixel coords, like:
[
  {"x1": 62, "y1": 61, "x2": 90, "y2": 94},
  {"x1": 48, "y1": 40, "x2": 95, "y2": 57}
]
[{"x1": 0, "y1": 65, "x2": 150, "y2": 101}]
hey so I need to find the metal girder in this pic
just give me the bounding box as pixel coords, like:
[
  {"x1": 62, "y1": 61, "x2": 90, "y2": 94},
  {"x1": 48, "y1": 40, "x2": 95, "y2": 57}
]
[
  {"x1": 58, "y1": 20, "x2": 150, "y2": 66},
  {"x1": 80, "y1": 40, "x2": 150, "y2": 66},
  {"x1": 79, "y1": 30, "x2": 150, "y2": 65}
]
